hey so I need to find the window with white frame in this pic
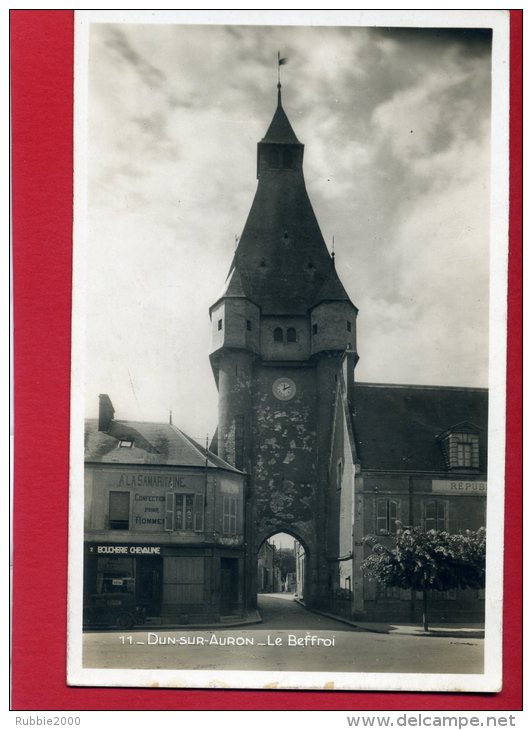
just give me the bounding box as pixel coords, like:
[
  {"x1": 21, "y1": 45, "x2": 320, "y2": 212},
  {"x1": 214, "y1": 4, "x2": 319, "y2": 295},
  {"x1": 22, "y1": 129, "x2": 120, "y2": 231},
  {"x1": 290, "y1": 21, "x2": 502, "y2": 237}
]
[
  {"x1": 456, "y1": 440, "x2": 473, "y2": 467},
  {"x1": 375, "y1": 499, "x2": 400, "y2": 535},
  {"x1": 165, "y1": 492, "x2": 204, "y2": 532},
  {"x1": 438, "y1": 427, "x2": 480, "y2": 470}
]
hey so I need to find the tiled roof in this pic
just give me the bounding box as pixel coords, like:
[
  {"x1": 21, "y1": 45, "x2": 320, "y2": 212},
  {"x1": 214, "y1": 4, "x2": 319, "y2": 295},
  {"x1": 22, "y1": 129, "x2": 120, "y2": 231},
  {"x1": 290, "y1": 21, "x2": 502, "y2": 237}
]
[
  {"x1": 215, "y1": 265, "x2": 248, "y2": 303},
  {"x1": 84, "y1": 419, "x2": 243, "y2": 473},
  {"x1": 351, "y1": 383, "x2": 488, "y2": 473},
  {"x1": 232, "y1": 172, "x2": 345, "y2": 315}
]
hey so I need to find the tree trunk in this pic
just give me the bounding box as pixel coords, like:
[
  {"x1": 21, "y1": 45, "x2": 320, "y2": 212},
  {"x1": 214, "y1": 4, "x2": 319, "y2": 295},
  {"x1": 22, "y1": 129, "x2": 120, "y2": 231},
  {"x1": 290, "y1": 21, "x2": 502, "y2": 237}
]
[{"x1": 422, "y1": 589, "x2": 429, "y2": 632}]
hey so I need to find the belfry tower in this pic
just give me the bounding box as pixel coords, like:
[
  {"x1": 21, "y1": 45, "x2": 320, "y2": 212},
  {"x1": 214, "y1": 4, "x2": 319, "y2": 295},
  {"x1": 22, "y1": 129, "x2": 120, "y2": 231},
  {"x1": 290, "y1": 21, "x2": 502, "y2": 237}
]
[{"x1": 209, "y1": 79, "x2": 358, "y2": 608}]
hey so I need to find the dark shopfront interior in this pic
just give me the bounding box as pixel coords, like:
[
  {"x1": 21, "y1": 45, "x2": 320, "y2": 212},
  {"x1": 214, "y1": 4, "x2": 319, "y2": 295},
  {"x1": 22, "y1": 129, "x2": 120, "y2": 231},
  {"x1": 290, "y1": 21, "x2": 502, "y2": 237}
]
[
  {"x1": 83, "y1": 545, "x2": 245, "y2": 627},
  {"x1": 83, "y1": 549, "x2": 163, "y2": 621}
]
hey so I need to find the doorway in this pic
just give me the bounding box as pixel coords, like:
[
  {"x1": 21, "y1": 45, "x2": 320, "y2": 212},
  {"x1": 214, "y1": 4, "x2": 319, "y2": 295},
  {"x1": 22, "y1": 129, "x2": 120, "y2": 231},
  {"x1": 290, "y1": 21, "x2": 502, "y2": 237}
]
[
  {"x1": 220, "y1": 557, "x2": 239, "y2": 615},
  {"x1": 135, "y1": 555, "x2": 163, "y2": 616}
]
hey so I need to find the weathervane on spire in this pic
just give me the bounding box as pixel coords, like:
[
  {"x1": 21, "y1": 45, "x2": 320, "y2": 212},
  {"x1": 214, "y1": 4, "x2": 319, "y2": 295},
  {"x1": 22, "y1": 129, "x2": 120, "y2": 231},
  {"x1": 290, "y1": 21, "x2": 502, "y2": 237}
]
[{"x1": 277, "y1": 51, "x2": 287, "y2": 105}]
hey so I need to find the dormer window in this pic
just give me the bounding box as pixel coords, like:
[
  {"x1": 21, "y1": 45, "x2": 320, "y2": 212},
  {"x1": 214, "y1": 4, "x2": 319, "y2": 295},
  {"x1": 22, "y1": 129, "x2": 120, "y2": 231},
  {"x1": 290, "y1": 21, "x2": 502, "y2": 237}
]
[
  {"x1": 437, "y1": 423, "x2": 481, "y2": 471},
  {"x1": 457, "y1": 440, "x2": 473, "y2": 468},
  {"x1": 118, "y1": 439, "x2": 134, "y2": 449}
]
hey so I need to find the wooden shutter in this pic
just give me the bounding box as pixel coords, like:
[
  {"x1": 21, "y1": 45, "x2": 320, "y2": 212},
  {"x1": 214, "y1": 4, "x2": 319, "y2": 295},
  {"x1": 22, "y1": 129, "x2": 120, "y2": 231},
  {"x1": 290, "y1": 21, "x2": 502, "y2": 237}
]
[
  {"x1": 229, "y1": 496, "x2": 237, "y2": 534},
  {"x1": 436, "y1": 501, "x2": 446, "y2": 531},
  {"x1": 165, "y1": 492, "x2": 174, "y2": 531},
  {"x1": 194, "y1": 493, "x2": 204, "y2": 531},
  {"x1": 425, "y1": 500, "x2": 436, "y2": 531},
  {"x1": 389, "y1": 500, "x2": 398, "y2": 533}
]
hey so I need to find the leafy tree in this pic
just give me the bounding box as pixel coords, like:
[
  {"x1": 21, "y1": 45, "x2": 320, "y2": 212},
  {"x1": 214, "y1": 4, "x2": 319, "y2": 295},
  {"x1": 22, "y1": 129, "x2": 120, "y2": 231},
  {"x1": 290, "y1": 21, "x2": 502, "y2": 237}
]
[
  {"x1": 361, "y1": 526, "x2": 486, "y2": 631},
  {"x1": 277, "y1": 547, "x2": 296, "y2": 581}
]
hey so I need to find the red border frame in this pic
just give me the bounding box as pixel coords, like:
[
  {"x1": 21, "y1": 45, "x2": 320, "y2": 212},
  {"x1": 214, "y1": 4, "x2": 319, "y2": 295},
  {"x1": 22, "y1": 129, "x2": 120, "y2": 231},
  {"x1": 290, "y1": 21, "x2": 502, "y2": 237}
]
[{"x1": 10, "y1": 10, "x2": 523, "y2": 711}]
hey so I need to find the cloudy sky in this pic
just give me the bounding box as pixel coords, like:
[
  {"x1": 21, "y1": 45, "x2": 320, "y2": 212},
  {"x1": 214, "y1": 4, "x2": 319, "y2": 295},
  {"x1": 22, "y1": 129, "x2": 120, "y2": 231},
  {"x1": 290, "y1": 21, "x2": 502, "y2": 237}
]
[{"x1": 80, "y1": 17, "x2": 492, "y2": 441}]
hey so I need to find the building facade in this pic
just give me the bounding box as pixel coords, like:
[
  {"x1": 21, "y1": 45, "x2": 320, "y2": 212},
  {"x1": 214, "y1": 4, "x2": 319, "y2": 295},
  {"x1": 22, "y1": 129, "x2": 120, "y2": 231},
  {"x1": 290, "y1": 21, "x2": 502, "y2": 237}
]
[
  {"x1": 83, "y1": 395, "x2": 246, "y2": 627},
  {"x1": 328, "y1": 380, "x2": 488, "y2": 621}
]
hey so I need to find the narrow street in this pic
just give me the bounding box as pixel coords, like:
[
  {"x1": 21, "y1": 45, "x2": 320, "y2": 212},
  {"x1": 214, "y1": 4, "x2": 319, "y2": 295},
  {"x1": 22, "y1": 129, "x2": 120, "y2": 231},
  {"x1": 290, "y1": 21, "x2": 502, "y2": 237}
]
[
  {"x1": 256, "y1": 592, "x2": 357, "y2": 630},
  {"x1": 82, "y1": 593, "x2": 484, "y2": 678}
]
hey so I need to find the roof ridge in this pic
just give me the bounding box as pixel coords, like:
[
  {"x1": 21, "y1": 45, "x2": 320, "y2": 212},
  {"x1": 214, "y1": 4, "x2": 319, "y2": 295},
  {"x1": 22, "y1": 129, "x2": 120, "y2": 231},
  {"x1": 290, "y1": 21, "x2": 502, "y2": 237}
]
[{"x1": 353, "y1": 382, "x2": 488, "y2": 392}]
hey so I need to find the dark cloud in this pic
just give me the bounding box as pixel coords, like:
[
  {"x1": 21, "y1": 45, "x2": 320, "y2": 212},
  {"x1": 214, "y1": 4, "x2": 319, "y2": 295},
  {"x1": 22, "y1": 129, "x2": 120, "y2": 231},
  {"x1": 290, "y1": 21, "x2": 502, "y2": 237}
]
[
  {"x1": 372, "y1": 26, "x2": 492, "y2": 57},
  {"x1": 101, "y1": 25, "x2": 167, "y2": 88}
]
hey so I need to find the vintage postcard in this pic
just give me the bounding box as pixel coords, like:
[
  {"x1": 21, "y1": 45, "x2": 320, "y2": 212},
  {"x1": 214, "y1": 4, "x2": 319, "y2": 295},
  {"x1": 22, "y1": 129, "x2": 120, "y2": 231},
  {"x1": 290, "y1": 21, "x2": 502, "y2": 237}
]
[{"x1": 67, "y1": 9, "x2": 510, "y2": 692}]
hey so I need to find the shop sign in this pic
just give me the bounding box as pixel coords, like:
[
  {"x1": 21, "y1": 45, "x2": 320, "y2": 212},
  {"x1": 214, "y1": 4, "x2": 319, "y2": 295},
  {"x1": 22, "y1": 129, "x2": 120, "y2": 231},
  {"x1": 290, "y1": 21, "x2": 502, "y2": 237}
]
[
  {"x1": 117, "y1": 473, "x2": 191, "y2": 489},
  {"x1": 88, "y1": 545, "x2": 161, "y2": 555},
  {"x1": 431, "y1": 480, "x2": 487, "y2": 494}
]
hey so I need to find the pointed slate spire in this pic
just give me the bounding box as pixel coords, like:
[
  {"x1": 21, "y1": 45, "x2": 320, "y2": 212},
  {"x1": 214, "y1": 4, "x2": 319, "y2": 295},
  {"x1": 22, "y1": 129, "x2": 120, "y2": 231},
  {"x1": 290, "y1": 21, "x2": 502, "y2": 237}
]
[
  {"x1": 223, "y1": 82, "x2": 355, "y2": 316},
  {"x1": 217, "y1": 265, "x2": 247, "y2": 300},
  {"x1": 261, "y1": 98, "x2": 301, "y2": 146},
  {"x1": 312, "y1": 264, "x2": 355, "y2": 308}
]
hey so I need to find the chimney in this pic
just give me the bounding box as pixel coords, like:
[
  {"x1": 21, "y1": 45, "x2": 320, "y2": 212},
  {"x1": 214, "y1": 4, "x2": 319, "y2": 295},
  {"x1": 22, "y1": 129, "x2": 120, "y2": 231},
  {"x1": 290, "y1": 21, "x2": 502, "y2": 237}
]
[{"x1": 98, "y1": 394, "x2": 115, "y2": 432}]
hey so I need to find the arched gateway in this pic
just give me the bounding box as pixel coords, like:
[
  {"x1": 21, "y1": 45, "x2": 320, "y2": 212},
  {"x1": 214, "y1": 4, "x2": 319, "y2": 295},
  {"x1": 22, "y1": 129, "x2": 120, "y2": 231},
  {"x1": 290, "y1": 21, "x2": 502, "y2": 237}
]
[
  {"x1": 209, "y1": 83, "x2": 358, "y2": 613},
  {"x1": 257, "y1": 530, "x2": 310, "y2": 603}
]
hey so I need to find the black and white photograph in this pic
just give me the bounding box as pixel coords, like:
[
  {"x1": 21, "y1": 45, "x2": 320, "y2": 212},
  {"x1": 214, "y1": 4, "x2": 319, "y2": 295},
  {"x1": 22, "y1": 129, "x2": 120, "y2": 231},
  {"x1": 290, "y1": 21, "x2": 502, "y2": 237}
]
[{"x1": 67, "y1": 10, "x2": 509, "y2": 692}]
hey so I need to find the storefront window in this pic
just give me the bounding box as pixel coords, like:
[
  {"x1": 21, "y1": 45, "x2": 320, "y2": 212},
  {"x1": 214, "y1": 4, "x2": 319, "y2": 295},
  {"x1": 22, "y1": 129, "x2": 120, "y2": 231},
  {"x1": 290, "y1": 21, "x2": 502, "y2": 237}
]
[{"x1": 96, "y1": 556, "x2": 134, "y2": 594}]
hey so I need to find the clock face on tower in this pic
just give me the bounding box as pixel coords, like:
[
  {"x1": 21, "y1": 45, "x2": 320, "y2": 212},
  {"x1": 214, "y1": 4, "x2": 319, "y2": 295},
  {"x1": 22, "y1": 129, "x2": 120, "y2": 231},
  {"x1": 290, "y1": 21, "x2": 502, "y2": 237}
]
[{"x1": 272, "y1": 377, "x2": 296, "y2": 401}]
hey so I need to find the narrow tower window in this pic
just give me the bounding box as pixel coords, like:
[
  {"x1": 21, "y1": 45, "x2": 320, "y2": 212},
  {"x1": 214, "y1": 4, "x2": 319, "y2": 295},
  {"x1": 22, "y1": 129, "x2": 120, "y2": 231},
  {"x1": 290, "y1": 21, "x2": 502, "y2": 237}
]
[
  {"x1": 346, "y1": 320, "x2": 352, "y2": 332},
  {"x1": 217, "y1": 319, "x2": 223, "y2": 331},
  {"x1": 246, "y1": 319, "x2": 252, "y2": 331},
  {"x1": 312, "y1": 323, "x2": 318, "y2": 335},
  {"x1": 287, "y1": 327, "x2": 297, "y2": 343},
  {"x1": 336, "y1": 459, "x2": 343, "y2": 491},
  {"x1": 273, "y1": 327, "x2": 283, "y2": 343},
  {"x1": 282, "y1": 149, "x2": 294, "y2": 169}
]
